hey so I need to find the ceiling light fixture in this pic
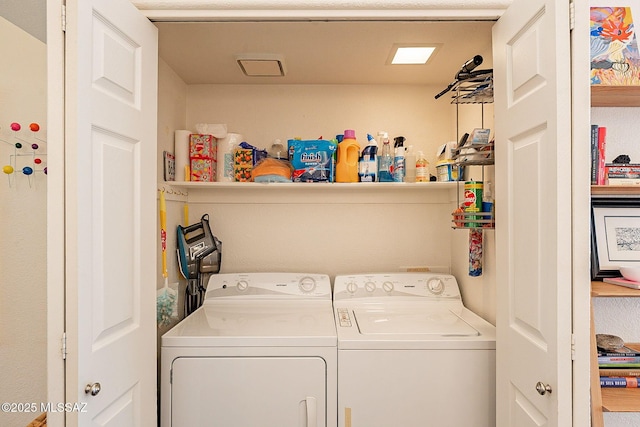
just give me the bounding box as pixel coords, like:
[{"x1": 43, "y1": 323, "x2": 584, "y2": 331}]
[
  {"x1": 236, "y1": 54, "x2": 287, "y2": 77},
  {"x1": 389, "y1": 45, "x2": 440, "y2": 65}
]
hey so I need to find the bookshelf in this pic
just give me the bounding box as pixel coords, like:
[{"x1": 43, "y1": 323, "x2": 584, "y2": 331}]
[
  {"x1": 591, "y1": 185, "x2": 640, "y2": 196},
  {"x1": 590, "y1": 55, "x2": 640, "y2": 427},
  {"x1": 591, "y1": 86, "x2": 640, "y2": 107},
  {"x1": 590, "y1": 176, "x2": 640, "y2": 422},
  {"x1": 591, "y1": 282, "x2": 640, "y2": 417},
  {"x1": 592, "y1": 281, "x2": 640, "y2": 298}
]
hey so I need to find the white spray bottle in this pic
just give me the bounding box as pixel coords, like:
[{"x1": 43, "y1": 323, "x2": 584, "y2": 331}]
[{"x1": 393, "y1": 136, "x2": 405, "y2": 182}]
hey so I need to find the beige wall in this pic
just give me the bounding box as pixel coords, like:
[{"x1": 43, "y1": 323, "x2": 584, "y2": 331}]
[
  {"x1": 186, "y1": 83, "x2": 453, "y2": 167},
  {"x1": 157, "y1": 63, "x2": 497, "y2": 327},
  {"x1": 0, "y1": 16, "x2": 47, "y2": 426},
  {"x1": 156, "y1": 58, "x2": 188, "y2": 330}
]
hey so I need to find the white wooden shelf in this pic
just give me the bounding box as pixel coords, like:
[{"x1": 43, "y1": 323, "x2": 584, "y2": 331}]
[
  {"x1": 168, "y1": 181, "x2": 457, "y2": 190},
  {"x1": 166, "y1": 181, "x2": 459, "y2": 204}
]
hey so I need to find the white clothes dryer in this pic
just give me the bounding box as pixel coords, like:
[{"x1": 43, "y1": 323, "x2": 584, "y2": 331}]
[
  {"x1": 333, "y1": 273, "x2": 496, "y2": 427},
  {"x1": 161, "y1": 272, "x2": 337, "y2": 427}
]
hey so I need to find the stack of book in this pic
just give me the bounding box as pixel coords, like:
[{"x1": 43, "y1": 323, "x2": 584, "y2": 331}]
[
  {"x1": 603, "y1": 277, "x2": 640, "y2": 290},
  {"x1": 592, "y1": 122, "x2": 640, "y2": 186},
  {"x1": 605, "y1": 163, "x2": 640, "y2": 186},
  {"x1": 599, "y1": 345, "x2": 640, "y2": 388}
]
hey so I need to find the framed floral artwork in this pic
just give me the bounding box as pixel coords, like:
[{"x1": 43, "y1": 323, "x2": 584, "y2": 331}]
[{"x1": 590, "y1": 7, "x2": 640, "y2": 85}]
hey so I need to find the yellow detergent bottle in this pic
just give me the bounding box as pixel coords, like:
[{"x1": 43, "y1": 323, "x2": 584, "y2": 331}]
[{"x1": 336, "y1": 129, "x2": 361, "y2": 182}]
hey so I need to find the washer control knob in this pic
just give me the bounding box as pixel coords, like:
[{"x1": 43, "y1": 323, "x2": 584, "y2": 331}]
[
  {"x1": 346, "y1": 281, "x2": 358, "y2": 294},
  {"x1": 382, "y1": 281, "x2": 394, "y2": 293},
  {"x1": 427, "y1": 278, "x2": 445, "y2": 295},
  {"x1": 298, "y1": 276, "x2": 317, "y2": 293},
  {"x1": 364, "y1": 281, "x2": 376, "y2": 293},
  {"x1": 236, "y1": 280, "x2": 249, "y2": 291}
]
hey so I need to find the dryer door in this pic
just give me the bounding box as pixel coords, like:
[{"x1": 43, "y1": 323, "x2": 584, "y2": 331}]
[{"x1": 170, "y1": 356, "x2": 326, "y2": 426}]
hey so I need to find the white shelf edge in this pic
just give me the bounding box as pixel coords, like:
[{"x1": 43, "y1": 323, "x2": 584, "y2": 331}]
[{"x1": 166, "y1": 181, "x2": 459, "y2": 190}]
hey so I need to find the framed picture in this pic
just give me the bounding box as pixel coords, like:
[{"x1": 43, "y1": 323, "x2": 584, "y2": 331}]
[
  {"x1": 591, "y1": 197, "x2": 640, "y2": 279},
  {"x1": 590, "y1": 7, "x2": 640, "y2": 86}
]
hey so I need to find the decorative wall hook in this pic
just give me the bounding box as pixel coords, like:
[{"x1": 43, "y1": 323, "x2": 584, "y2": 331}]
[
  {"x1": 157, "y1": 185, "x2": 188, "y2": 197},
  {"x1": 2, "y1": 121, "x2": 47, "y2": 188}
]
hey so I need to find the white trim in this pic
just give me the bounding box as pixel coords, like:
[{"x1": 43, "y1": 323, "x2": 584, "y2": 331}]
[
  {"x1": 130, "y1": 0, "x2": 511, "y2": 8},
  {"x1": 139, "y1": 8, "x2": 505, "y2": 21},
  {"x1": 570, "y1": 1, "x2": 592, "y2": 425},
  {"x1": 131, "y1": 0, "x2": 510, "y2": 20},
  {"x1": 47, "y1": 0, "x2": 67, "y2": 426}
]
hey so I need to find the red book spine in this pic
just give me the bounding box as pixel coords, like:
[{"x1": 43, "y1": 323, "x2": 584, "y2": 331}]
[{"x1": 597, "y1": 127, "x2": 607, "y2": 185}]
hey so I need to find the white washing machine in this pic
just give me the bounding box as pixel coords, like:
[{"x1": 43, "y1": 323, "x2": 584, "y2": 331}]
[
  {"x1": 333, "y1": 273, "x2": 496, "y2": 427},
  {"x1": 161, "y1": 272, "x2": 337, "y2": 427}
]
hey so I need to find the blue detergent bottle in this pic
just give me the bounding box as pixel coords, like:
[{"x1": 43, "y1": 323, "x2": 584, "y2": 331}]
[
  {"x1": 377, "y1": 132, "x2": 393, "y2": 182},
  {"x1": 359, "y1": 134, "x2": 378, "y2": 182}
]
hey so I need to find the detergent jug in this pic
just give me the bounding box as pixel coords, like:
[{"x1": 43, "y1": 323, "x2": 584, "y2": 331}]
[{"x1": 336, "y1": 129, "x2": 360, "y2": 182}]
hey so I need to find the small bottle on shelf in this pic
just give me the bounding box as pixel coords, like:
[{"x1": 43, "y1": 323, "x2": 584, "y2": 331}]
[
  {"x1": 404, "y1": 145, "x2": 416, "y2": 183},
  {"x1": 393, "y1": 136, "x2": 405, "y2": 182},
  {"x1": 415, "y1": 151, "x2": 429, "y2": 182},
  {"x1": 482, "y1": 181, "x2": 494, "y2": 227},
  {"x1": 358, "y1": 134, "x2": 378, "y2": 182},
  {"x1": 377, "y1": 132, "x2": 393, "y2": 182}
]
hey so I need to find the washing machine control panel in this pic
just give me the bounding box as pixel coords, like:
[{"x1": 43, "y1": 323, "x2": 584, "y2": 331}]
[
  {"x1": 333, "y1": 273, "x2": 462, "y2": 300},
  {"x1": 204, "y1": 273, "x2": 331, "y2": 300}
]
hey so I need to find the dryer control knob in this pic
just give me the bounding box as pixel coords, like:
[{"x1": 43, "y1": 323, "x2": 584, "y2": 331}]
[
  {"x1": 382, "y1": 281, "x2": 394, "y2": 293},
  {"x1": 236, "y1": 280, "x2": 249, "y2": 291},
  {"x1": 427, "y1": 278, "x2": 445, "y2": 295},
  {"x1": 364, "y1": 281, "x2": 376, "y2": 293},
  {"x1": 346, "y1": 281, "x2": 358, "y2": 294},
  {"x1": 298, "y1": 276, "x2": 317, "y2": 293}
]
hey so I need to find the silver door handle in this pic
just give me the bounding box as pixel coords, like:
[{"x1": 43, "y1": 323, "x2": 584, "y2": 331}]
[
  {"x1": 85, "y1": 382, "x2": 101, "y2": 396},
  {"x1": 535, "y1": 381, "x2": 552, "y2": 395}
]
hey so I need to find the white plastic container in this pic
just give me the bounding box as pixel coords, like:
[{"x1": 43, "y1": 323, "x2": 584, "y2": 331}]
[{"x1": 404, "y1": 145, "x2": 416, "y2": 183}]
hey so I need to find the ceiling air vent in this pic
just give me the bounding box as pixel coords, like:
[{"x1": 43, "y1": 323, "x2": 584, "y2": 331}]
[{"x1": 236, "y1": 54, "x2": 287, "y2": 77}]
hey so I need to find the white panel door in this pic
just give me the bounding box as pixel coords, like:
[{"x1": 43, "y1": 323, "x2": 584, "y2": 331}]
[
  {"x1": 171, "y1": 357, "x2": 327, "y2": 427},
  {"x1": 493, "y1": 0, "x2": 573, "y2": 426},
  {"x1": 64, "y1": 0, "x2": 158, "y2": 425}
]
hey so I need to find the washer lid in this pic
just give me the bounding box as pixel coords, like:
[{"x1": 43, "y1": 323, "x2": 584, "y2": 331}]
[
  {"x1": 334, "y1": 305, "x2": 496, "y2": 350},
  {"x1": 353, "y1": 307, "x2": 480, "y2": 336},
  {"x1": 162, "y1": 301, "x2": 337, "y2": 347}
]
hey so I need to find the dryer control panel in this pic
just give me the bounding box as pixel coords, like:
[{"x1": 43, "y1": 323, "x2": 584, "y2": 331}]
[
  {"x1": 204, "y1": 272, "x2": 332, "y2": 300},
  {"x1": 333, "y1": 273, "x2": 462, "y2": 300}
]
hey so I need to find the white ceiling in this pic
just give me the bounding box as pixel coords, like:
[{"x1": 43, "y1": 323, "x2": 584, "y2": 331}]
[
  {"x1": 156, "y1": 20, "x2": 494, "y2": 87},
  {"x1": 0, "y1": 0, "x2": 46, "y2": 43}
]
